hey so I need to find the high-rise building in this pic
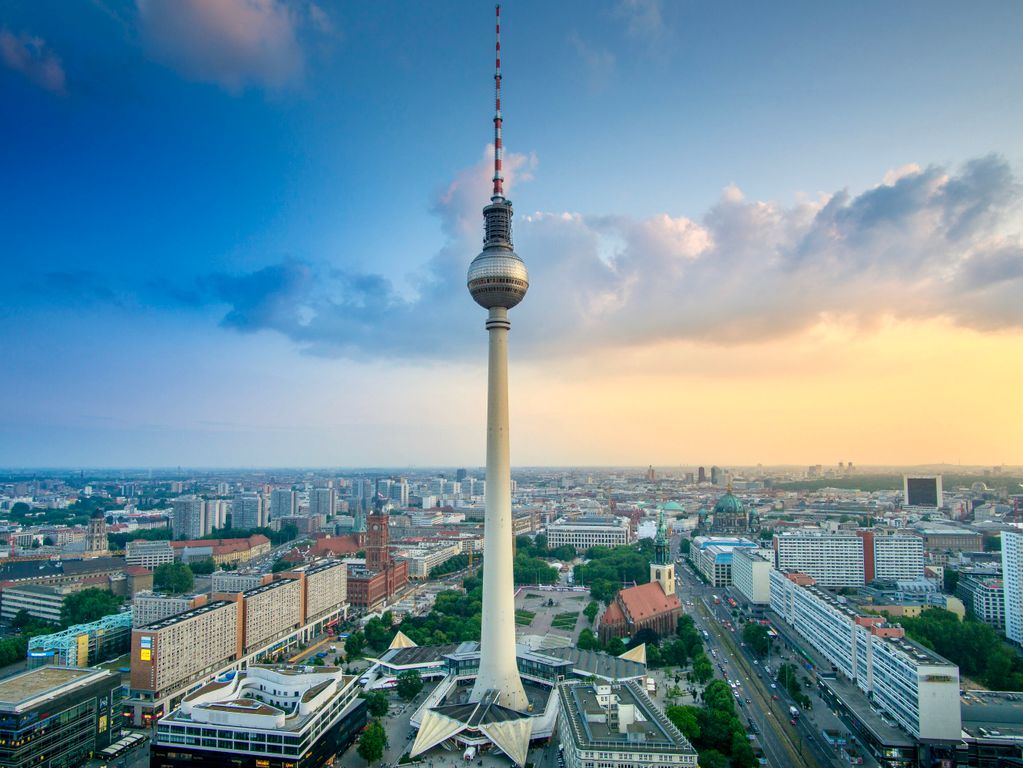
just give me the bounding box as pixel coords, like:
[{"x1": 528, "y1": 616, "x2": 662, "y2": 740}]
[
  {"x1": 204, "y1": 499, "x2": 228, "y2": 533},
  {"x1": 1003, "y1": 532, "x2": 1023, "y2": 646},
  {"x1": 172, "y1": 496, "x2": 205, "y2": 540},
  {"x1": 270, "y1": 488, "x2": 297, "y2": 520},
  {"x1": 904, "y1": 475, "x2": 943, "y2": 508},
  {"x1": 456, "y1": 468, "x2": 468, "y2": 482},
  {"x1": 697, "y1": 466, "x2": 706, "y2": 483},
  {"x1": 232, "y1": 492, "x2": 264, "y2": 529},
  {"x1": 309, "y1": 487, "x2": 336, "y2": 518},
  {"x1": 710, "y1": 466, "x2": 721, "y2": 485},
  {"x1": 773, "y1": 531, "x2": 866, "y2": 587},
  {"x1": 389, "y1": 477, "x2": 409, "y2": 507}
]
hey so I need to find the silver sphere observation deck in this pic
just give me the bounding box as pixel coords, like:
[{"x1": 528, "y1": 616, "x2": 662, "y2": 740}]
[{"x1": 467, "y1": 198, "x2": 529, "y2": 310}]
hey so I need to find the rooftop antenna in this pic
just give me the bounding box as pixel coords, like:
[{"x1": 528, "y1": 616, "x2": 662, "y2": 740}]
[{"x1": 492, "y1": 4, "x2": 504, "y2": 200}]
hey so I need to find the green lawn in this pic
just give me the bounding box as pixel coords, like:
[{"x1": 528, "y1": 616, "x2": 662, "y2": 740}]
[
  {"x1": 515, "y1": 610, "x2": 536, "y2": 626},
  {"x1": 551, "y1": 611, "x2": 580, "y2": 630}
]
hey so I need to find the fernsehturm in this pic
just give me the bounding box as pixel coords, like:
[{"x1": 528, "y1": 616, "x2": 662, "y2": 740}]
[{"x1": 465, "y1": 3, "x2": 529, "y2": 713}]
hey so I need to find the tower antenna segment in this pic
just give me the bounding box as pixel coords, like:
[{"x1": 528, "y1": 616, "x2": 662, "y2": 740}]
[{"x1": 493, "y1": 4, "x2": 504, "y2": 199}]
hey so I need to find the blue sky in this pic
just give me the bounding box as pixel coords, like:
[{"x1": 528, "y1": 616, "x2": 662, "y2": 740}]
[{"x1": 2, "y1": 1, "x2": 1022, "y2": 467}]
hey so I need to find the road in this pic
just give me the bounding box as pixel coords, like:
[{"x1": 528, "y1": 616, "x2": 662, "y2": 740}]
[
  {"x1": 674, "y1": 560, "x2": 817, "y2": 768},
  {"x1": 674, "y1": 545, "x2": 872, "y2": 768}
]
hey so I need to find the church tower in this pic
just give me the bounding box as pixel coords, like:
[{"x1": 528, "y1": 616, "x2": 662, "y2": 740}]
[{"x1": 650, "y1": 508, "x2": 675, "y2": 597}]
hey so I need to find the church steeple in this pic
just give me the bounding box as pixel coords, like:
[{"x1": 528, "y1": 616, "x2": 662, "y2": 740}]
[
  {"x1": 650, "y1": 506, "x2": 675, "y2": 597},
  {"x1": 654, "y1": 507, "x2": 669, "y2": 565}
]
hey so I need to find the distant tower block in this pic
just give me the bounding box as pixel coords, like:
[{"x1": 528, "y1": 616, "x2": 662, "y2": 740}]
[{"x1": 466, "y1": 3, "x2": 529, "y2": 714}]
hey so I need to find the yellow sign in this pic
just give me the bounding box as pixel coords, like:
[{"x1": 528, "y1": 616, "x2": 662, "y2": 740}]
[
  {"x1": 99, "y1": 714, "x2": 108, "y2": 732},
  {"x1": 140, "y1": 649, "x2": 151, "y2": 661}
]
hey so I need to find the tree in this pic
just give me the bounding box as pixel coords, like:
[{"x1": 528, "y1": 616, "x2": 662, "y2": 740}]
[
  {"x1": 984, "y1": 534, "x2": 1002, "y2": 552},
  {"x1": 9, "y1": 502, "x2": 31, "y2": 519},
  {"x1": 606, "y1": 637, "x2": 626, "y2": 656},
  {"x1": 60, "y1": 588, "x2": 123, "y2": 627},
  {"x1": 584, "y1": 601, "x2": 600, "y2": 625},
  {"x1": 729, "y1": 730, "x2": 756, "y2": 768},
  {"x1": 678, "y1": 538, "x2": 691, "y2": 555},
  {"x1": 666, "y1": 705, "x2": 701, "y2": 742},
  {"x1": 577, "y1": 628, "x2": 600, "y2": 651},
  {"x1": 943, "y1": 568, "x2": 960, "y2": 594},
  {"x1": 361, "y1": 691, "x2": 390, "y2": 717},
  {"x1": 396, "y1": 669, "x2": 424, "y2": 701},
  {"x1": 741, "y1": 622, "x2": 771, "y2": 658},
  {"x1": 696, "y1": 750, "x2": 728, "y2": 768},
  {"x1": 345, "y1": 631, "x2": 366, "y2": 659},
  {"x1": 272, "y1": 559, "x2": 293, "y2": 573},
  {"x1": 357, "y1": 720, "x2": 387, "y2": 765},
  {"x1": 628, "y1": 628, "x2": 661, "y2": 650},
  {"x1": 692, "y1": 653, "x2": 713, "y2": 684},
  {"x1": 187, "y1": 558, "x2": 216, "y2": 575},
  {"x1": 154, "y1": 563, "x2": 195, "y2": 594},
  {"x1": 364, "y1": 617, "x2": 392, "y2": 651}
]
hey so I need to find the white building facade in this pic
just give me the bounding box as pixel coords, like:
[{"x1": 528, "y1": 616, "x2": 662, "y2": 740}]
[
  {"x1": 1003, "y1": 532, "x2": 1023, "y2": 646},
  {"x1": 770, "y1": 570, "x2": 961, "y2": 740},
  {"x1": 547, "y1": 515, "x2": 632, "y2": 550},
  {"x1": 773, "y1": 532, "x2": 865, "y2": 587}
]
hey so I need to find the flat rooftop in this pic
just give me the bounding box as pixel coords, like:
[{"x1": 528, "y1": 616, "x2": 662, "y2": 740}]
[
  {"x1": 542, "y1": 647, "x2": 645, "y2": 681},
  {"x1": 559, "y1": 680, "x2": 695, "y2": 755},
  {"x1": 0, "y1": 666, "x2": 103, "y2": 709},
  {"x1": 819, "y1": 676, "x2": 914, "y2": 748},
  {"x1": 961, "y1": 691, "x2": 1023, "y2": 740},
  {"x1": 142, "y1": 599, "x2": 232, "y2": 632}
]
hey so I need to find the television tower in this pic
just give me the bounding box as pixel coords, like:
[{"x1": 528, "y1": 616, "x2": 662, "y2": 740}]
[{"x1": 466, "y1": 3, "x2": 529, "y2": 712}]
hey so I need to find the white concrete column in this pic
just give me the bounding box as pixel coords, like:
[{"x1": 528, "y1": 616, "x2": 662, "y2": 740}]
[{"x1": 470, "y1": 306, "x2": 528, "y2": 711}]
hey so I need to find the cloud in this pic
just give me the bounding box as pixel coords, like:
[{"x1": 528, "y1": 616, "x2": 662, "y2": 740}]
[
  {"x1": 146, "y1": 153, "x2": 1023, "y2": 361},
  {"x1": 135, "y1": 0, "x2": 311, "y2": 92},
  {"x1": 0, "y1": 30, "x2": 66, "y2": 94},
  {"x1": 614, "y1": 0, "x2": 666, "y2": 42},
  {"x1": 569, "y1": 33, "x2": 616, "y2": 91}
]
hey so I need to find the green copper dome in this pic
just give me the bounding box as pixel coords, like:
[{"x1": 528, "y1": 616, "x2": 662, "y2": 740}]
[{"x1": 713, "y1": 492, "x2": 745, "y2": 516}]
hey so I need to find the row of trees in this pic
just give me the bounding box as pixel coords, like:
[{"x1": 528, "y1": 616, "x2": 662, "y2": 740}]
[
  {"x1": 576, "y1": 615, "x2": 713, "y2": 679},
  {"x1": 898, "y1": 607, "x2": 1023, "y2": 690},
  {"x1": 429, "y1": 554, "x2": 470, "y2": 578},
  {"x1": 515, "y1": 534, "x2": 577, "y2": 562},
  {"x1": 666, "y1": 679, "x2": 757, "y2": 768},
  {"x1": 573, "y1": 540, "x2": 655, "y2": 604},
  {"x1": 513, "y1": 553, "x2": 559, "y2": 585}
]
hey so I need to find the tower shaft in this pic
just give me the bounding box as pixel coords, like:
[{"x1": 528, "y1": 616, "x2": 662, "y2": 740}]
[{"x1": 470, "y1": 306, "x2": 528, "y2": 711}]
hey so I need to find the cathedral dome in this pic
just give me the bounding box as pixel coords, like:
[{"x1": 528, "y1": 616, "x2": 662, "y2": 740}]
[{"x1": 713, "y1": 492, "x2": 745, "y2": 516}]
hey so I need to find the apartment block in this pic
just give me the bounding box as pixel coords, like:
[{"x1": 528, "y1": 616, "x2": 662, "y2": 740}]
[
  {"x1": 130, "y1": 600, "x2": 242, "y2": 721},
  {"x1": 955, "y1": 573, "x2": 1005, "y2": 630},
  {"x1": 132, "y1": 591, "x2": 207, "y2": 628},
  {"x1": 210, "y1": 569, "x2": 269, "y2": 593},
  {"x1": 242, "y1": 578, "x2": 303, "y2": 653},
  {"x1": 773, "y1": 532, "x2": 866, "y2": 587},
  {"x1": 770, "y1": 570, "x2": 960, "y2": 741},
  {"x1": 286, "y1": 559, "x2": 347, "y2": 624},
  {"x1": 125, "y1": 540, "x2": 175, "y2": 569},
  {"x1": 1003, "y1": 532, "x2": 1023, "y2": 645},
  {"x1": 730, "y1": 548, "x2": 772, "y2": 605}
]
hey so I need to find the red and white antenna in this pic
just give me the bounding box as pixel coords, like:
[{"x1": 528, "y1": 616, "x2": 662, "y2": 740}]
[{"x1": 492, "y1": 4, "x2": 504, "y2": 199}]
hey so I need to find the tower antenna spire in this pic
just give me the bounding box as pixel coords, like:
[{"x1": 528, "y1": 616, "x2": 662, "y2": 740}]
[{"x1": 493, "y1": 3, "x2": 504, "y2": 199}]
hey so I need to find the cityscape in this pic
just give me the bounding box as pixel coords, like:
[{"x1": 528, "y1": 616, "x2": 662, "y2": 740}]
[{"x1": 2, "y1": 3, "x2": 1022, "y2": 768}]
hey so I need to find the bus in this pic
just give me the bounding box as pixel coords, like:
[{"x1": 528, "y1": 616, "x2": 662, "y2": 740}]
[{"x1": 95, "y1": 732, "x2": 148, "y2": 768}]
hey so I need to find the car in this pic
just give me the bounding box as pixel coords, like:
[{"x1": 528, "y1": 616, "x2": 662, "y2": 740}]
[
  {"x1": 790, "y1": 718, "x2": 797, "y2": 726},
  {"x1": 745, "y1": 698, "x2": 751, "y2": 704},
  {"x1": 772, "y1": 694, "x2": 779, "y2": 700},
  {"x1": 770, "y1": 683, "x2": 776, "y2": 689}
]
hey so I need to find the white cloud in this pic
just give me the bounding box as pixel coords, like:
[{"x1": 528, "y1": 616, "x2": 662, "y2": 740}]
[
  {"x1": 0, "y1": 30, "x2": 66, "y2": 94},
  {"x1": 147, "y1": 154, "x2": 1023, "y2": 361},
  {"x1": 136, "y1": 0, "x2": 306, "y2": 92}
]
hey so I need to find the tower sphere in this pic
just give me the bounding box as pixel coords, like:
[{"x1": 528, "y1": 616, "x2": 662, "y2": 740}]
[{"x1": 467, "y1": 246, "x2": 529, "y2": 309}]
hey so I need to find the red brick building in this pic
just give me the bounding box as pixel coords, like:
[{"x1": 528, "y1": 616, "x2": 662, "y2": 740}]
[{"x1": 598, "y1": 581, "x2": 682, "y2": 644}]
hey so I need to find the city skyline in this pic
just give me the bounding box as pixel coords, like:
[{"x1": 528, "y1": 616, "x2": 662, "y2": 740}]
[{"x1": 2, "y1": 1, "x2": 1022, "y2": 467}]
